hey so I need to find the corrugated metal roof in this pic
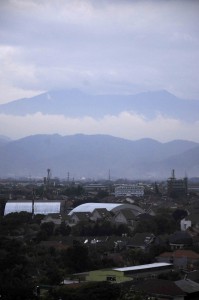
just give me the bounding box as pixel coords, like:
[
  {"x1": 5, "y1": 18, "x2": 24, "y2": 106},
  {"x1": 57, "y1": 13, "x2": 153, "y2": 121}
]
[
  {"x1": 68, "y1": 203, "x2": 122, "y2": 215},
  {"x1": 114, "y1": 262, "x2": 172, "y2": 272},
  {"x1": 175, "y1": 279, "x2": 199, "y2": 293},
  {"x1": 4, "y1": 202, "x2": 60, "y2": 215},
  {"x1": 68, "y1": 202, "x2": 144, "y2": 215}
]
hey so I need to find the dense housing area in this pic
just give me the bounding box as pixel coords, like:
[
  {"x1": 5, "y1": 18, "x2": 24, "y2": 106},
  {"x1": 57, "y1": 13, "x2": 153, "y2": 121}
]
[{"x1": 0, "y1": 171, "x2": 199, "y2": 299}]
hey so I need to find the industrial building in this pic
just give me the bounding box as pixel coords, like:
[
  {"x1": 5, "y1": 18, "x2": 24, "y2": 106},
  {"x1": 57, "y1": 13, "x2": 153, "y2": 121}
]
[
  {"x1": 4, "y1": 200, "x2": 61, "y2": 215},
  {"x1": 85, "y1": 263, "x2": 173, "y2": 283},
  {"x1": 68, "y1": 202, "x2": 144, "y2": 216}
]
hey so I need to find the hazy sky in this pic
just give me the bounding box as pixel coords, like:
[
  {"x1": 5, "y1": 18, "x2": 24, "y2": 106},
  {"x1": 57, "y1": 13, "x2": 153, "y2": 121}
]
[{"x1": 0, "y1": 0, "x2": 199, "y2": 141}]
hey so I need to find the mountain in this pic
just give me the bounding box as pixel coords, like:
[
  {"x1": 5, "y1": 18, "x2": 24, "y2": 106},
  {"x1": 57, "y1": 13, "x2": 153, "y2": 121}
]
[
  {"x1": 0, "y1": 89, "x2": 199, "y2": 121},
  {"x1": 0, "y1": 135, "x2": 12, "y2": 148},
  {"x1": 0, "y1": 134, "x2": 198, "y2": 179}
]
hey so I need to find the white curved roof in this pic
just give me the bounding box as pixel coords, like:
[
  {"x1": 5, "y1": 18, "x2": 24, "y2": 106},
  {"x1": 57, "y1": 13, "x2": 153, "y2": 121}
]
[
  {"x1": 68, "y1": 202, "x2": 144, "y2": 215},
  {"x1": 4, "y1": 202, "x2": 60, "y2": 215}
]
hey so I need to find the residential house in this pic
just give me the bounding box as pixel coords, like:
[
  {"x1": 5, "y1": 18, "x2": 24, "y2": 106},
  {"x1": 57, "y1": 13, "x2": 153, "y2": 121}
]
[
  {"x1": 186, "y1": 270, "x2": 199, "y2": 283},
  {"x1": 169, "y1": 231, "x2": 193, "y2": 250},
  {"x1": 113, "y1": 209, "x2": 136, "y2": 227},
  {"x1": 91, "y1": 208, "x2": 112, "y2": 222},
  {"x1": 69, "y1": 212, "x2": 91, "y2": 225},
  {"x1": 133, "y1": 279, "x2": 185, "y2": 300},
  {"x1": 41, "y1": 213, "x2": 62, "y2": 225},
  {"x1": 127, "y1": 232, "x2": 155, "y2": 251},
  {"x1": 175, "y1": 279, "x2": 199, "y2": 299},
  {"x1": 156, "y1": 250, "x2": 199, "y2": 270},
  {"x1": 181, "y1": 213, "x2": 199, "y2": 233}
]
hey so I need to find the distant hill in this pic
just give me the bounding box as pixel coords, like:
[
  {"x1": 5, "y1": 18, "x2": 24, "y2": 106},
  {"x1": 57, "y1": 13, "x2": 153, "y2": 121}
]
[
  {"x1": 0, "y1": 134, "x2": 198, "y2": 179},
  {"x1": 0, "y1": 89, "x2": 199, "y2": 121},
  {"x1": 0, "y1": 135, "x2": 12, "y2": 148}
]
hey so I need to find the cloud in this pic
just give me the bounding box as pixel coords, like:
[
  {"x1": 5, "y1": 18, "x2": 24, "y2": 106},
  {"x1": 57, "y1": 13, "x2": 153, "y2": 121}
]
[
  {"x1": 1, "y1": 112, "x2": 199, "y2": 143},
  {"x1": 0, "y1": 0, "x2": 199, "y2": 103}
]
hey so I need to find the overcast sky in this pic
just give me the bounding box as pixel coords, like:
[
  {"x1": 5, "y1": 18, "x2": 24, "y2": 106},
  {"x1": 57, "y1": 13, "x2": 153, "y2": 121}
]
[{"x1": 0, "y1": 0, "x2": 199, "y2": 142}]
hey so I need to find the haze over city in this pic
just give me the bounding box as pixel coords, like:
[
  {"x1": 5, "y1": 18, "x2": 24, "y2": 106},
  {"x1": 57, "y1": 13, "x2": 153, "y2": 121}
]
[{"x1": 0, "y1": 0, "x2": 199, "y2": 142}]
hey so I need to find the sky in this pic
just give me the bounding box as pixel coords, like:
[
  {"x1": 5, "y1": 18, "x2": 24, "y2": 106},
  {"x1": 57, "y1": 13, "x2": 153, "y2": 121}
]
[{"x1": 0, "y1": 0, "x2": 199, "y2": 142}]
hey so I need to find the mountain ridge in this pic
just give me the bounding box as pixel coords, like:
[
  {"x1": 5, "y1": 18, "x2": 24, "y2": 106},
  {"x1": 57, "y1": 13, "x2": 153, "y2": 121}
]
[
  {"x1": 0, "y1": 89, "x2": 199, "y2": 121},
  {"x1": 0, "y1": 133, "x2": 198, "y2": 180}
]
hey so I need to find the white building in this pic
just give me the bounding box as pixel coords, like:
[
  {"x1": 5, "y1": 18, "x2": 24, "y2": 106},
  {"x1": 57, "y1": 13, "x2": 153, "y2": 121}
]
[
  {"x1": 4, "y1": 201, "x2": 61, "y2": 215},
  {"x1": 115, "y1": 184, "x2": 144, "y2": 197}
]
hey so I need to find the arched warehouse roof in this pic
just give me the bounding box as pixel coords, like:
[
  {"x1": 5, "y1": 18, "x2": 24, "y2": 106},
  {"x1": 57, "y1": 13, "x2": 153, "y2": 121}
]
[
  {"x1": 4, "y1": 201, "x2": 60, "y2": 215},
  {"x1": 68, "y1": 202, "x2": 144, "y2": 215}
]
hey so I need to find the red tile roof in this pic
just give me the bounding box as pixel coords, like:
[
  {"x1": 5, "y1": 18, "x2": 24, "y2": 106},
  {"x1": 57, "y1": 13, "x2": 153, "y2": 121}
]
[{"x1": 159, "y1": 250, "x2": 199, "y2": 259}]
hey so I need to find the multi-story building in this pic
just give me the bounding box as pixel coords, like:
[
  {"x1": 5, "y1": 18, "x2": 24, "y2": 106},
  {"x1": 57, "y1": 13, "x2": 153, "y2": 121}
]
[
  {"x1": 167, "y1": 169, "x2": 188, "y2": 198},
  {"x1": 114, "y1": 184, "x2": 144, "y2": 197}
]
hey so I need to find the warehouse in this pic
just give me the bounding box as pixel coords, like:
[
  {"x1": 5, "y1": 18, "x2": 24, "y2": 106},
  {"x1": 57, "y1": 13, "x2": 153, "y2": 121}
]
[{"x1": 85, "y1": 263, "x2": 173, "y2": 283}]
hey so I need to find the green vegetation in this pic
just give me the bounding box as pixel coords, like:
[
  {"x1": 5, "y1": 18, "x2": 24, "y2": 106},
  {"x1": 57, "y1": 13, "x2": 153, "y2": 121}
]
[{"x1": 0, "y1": 196, "x2": 198, "y2": 299}]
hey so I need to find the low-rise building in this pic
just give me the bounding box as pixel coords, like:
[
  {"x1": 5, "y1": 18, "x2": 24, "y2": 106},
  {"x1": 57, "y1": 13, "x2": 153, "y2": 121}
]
[
  {"x1": 85, "y1": 262, "x2": 173, "y2": 283},
  {"x1": 91, "y1": 208, "x2": 112, "y2": 222},
  {"x1": 69, "y1": 212, "x2": 91, "y2": 225},
  {"x1": 127, "y1": 232, "x2": 155, "y2": 250},
  {"x1": 181, "y1": 214, "x2": 199, "y2": 232},
  {"x1": 113, "y1": 209, "x2": 136, "y2": 226},
  {"x1": 156, "y1": 250, "x2": 199, "y2": 270},
  {"x1": 133, "y1": 279, "x2": 185, "y2": 300},
  {"x1": 169, "y1": 231, "x2": 193, "y2": 250}
]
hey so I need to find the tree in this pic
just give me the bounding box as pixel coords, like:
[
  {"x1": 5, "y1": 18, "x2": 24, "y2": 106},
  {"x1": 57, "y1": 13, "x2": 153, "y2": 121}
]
[
  {"x1": 61, "y1": 241, "x2": 90, "y2": 273},
  {"x1": 40, "y1": 221, "x2": 55, "y2": 235},
  {"x1": 49, "y1": 282, "x2": 121, "y2": 300},
  {"x1": 55, "y1": 221, "x2": 71, "y2": 236},
  {"x1": 172, "y1": 209, "x2": 188, "y2": 222}
]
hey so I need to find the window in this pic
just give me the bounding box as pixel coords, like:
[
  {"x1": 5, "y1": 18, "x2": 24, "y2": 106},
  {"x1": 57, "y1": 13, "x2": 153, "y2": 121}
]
[{"x1": 106, "y1": 276, "x2": 116, "y2": 282}]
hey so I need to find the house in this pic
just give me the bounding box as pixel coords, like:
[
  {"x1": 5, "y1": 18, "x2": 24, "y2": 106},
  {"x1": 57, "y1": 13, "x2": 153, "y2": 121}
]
[
  {"x1": 113, "y1": 209, "x2": 136, "y2": 226},
  {"x1": 69, "y1": 212, "x2": 91, "y2": 225},
  {"x1": 181, "y1": 213, "x2": 199, "y2": 232},
  {"x1": 133, "y1": 279, "x2": 185, "y2": 300},
  {"x1": 156, "y1": 250, "x2": 199, "y2": 270},
  {"x1": 169, "y1": 231, "x2": 193, "y2": 250},
  {"x1": 127, "y1": 232, "x2": 155, "y2": 250},
  {"x1": 41, "y1": 213, "x2": 62, "y2": 225},
  {"x1": 175, "y1": 279, "x2": 199, "y2": 299},
  {"x1": 186, "y1": 270, "x2": 199, "y2": 283},
  {"x1": 91, "y1": 208, "x2": 112, "y2": 222}
]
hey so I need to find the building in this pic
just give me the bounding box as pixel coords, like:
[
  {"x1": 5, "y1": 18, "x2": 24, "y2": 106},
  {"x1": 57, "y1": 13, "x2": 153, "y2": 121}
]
[
  {"x1": 175, "y1": 279, "x2": 199, "y2": 299},
  {"x1": 167, "y1": 169, "x2": 188, "y2": 198},
  {"x1": 115, "y1": 184, "x2": 144, "y2": 197},
  {"x1": 4, "y1": 200, "x2": 61, "y2": 215},
  {"x1": 85, "y1": 263, "x2": 173, "y2": 283},
  {"x1": 156, "y1": 250, "x2": 199, "y2": 270},
  {"x1": 68, "y1": 202, "x2": 145, "y2": 216},
  {"x1": 127, "y1": 232, "x2": 155, "y2": 250},
  {"x1": 91, "y1": 208, "x2": 112, "y2": 222},
  {"x1": 69, "y1": 212, "x2": 92, "y2": 225},
  {"x1": 133, "y1": 279, "x2": 185, "y2": 300},
  {"x1": 169, "y1": 231, "x2": 193, "y2": 250},
  {"x1": 113, "y1": 209, "x2": 136, "y2": 226},
  {"x1": 181, "y1": 214, "x2": 199, "y2": 232}
]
